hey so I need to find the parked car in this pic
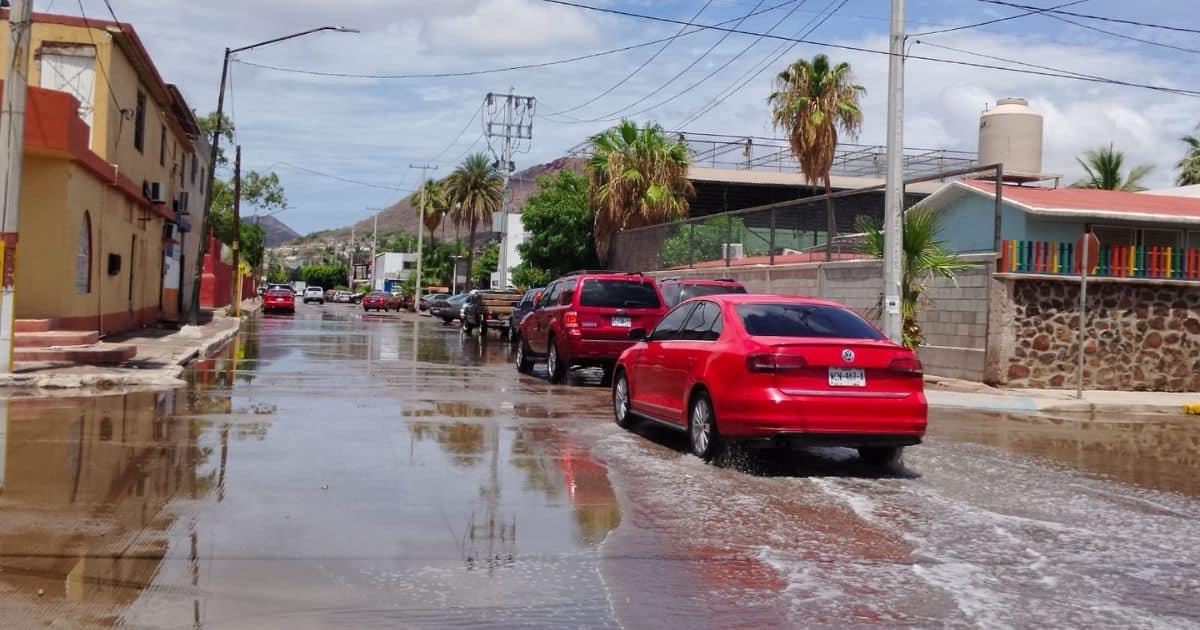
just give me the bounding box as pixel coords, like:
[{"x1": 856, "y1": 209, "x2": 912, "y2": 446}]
[
  {"x1": 267, "y1": 283, "x2": 292, "y2": 294},
  {"x1": 303, "y1": 286, "x2": 325, "y2": 304},
  {"x1": 420, "y1": 292, "x2": 450, "y2": 312},
  {"x1": 361, "y1": 291, "x2": 392, "y2": 312},
  {"x1": 516, "y1": 272, "x2": 667, "y2": 385},
  {"x1": 331, "y1": 291, "x2": 353, "y2": 303},
  {"x1": 507, "y1": 288, "x2": 542, "y2": 345},
  {"x1": 387, "y1": 291, "x2": 409, "y2": 311},
  {"x1": 611, "y1": 294, "x2": 927, "y2": 463},
  {"x1": 462, "y1": 290, "x2": 522, "y2": 339},
  {"x1": 350, "y1": 292, "x2": 366, "y2": 304},
  {"x1": 430, "y1": 293, "x2": 470, "y2": 324},
  {"x1": 263, "y1": 288, "x2": 295, "y2": 314},
  {"x1": 658, "y1": 277, "x2": 747, "y2": 308}
]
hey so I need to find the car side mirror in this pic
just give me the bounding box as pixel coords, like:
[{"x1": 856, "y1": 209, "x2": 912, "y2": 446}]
[{"x1": 628, "y1": 328, "x2": 646, "y2": 341}]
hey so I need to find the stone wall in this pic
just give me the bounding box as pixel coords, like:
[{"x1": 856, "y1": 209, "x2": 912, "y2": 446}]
[
  {"x1": 649, "y1": 253, "x2": 995, "y2": 381},
  {"x1": 988, "y1": 276, "x2": 1200, "y2": 392}
]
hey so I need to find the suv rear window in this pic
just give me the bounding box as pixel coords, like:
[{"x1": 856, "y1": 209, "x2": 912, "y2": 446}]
[
  {"x1": 579, "y1": 279, "x2": 661, "y2": 309},
  {"x1": 736, "y1": 303, "x2": 884, "y2": 339},
  {"x1": 680, "y1": 283, "x2": 746, "y2": 302}
]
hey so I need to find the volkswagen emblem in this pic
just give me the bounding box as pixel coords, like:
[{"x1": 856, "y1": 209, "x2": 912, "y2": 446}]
[{"x1": 841, "y1": 349, "x2": 855, "y2": 363}]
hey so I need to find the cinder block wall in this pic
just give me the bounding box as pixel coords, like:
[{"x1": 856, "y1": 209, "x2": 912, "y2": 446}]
[{"x1": 649, "y1": 253, "x2": 995, "y2": 381}]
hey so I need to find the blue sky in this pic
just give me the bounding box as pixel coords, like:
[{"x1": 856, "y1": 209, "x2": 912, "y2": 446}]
[{"x1": 40, "y1": 1, "x2": 1200, "y2": 233}]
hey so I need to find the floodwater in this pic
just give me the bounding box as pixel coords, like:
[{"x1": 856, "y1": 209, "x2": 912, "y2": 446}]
[{"x1": 0, "y1": 305, "x2": 1197, "y2": 628}]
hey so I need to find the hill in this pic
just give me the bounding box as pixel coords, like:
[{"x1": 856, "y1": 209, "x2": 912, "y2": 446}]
[{"x1": 247, "y1": 215, "x2": 301, "y2": 247}]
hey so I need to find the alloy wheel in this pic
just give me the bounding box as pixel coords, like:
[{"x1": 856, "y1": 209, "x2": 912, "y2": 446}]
[
  {"x1": 613, "y1": 373, "x2": 630, "y2": 427},
  {"x1": 690, "y1": 396, "x2": 715, "y2": 459}
]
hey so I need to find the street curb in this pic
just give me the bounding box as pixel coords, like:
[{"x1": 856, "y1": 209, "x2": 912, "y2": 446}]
[{"x1": 927, "y1": 390, "x2": 1190, "y2": 415}]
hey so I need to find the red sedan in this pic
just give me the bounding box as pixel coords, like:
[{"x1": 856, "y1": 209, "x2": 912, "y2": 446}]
[
  {"x1": 612, "y1": 294, "x2": 926, "y2": 464},
  {"x1": 263, "y1": 288, "x2": 295, "y2": 314},
  {"x1": 362, "y1": 291, "x2": 390, "y2": 312}
]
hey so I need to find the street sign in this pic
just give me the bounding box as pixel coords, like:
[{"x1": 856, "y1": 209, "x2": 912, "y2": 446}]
[
  {"x1": 885, "y1": 295, "x2": 901, "y2": 315},
  {"x1": 1074, "y1": 232, "x2": 1100, "y2": 273}
]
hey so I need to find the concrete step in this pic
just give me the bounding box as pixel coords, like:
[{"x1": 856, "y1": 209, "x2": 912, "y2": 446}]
[
  {"x1": 14, "y1": 344, "x2": 136, "y2": 365},
  {"x1": 14, "y1": 318, "x2": 56, "y2": 333},
  {"x1": 14, "y1": 330, "x2": 101, "y2": 348}
]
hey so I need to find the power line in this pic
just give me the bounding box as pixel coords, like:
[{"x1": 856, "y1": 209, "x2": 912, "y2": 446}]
[
  {"x1": 430, "y1": 104, "x2": 483, "y2": 164},
  {"x1": 274, "y1": 162, "x2": 414, "y2": 192},
  {"x1": 675, "y1": 0, "x2": 848, "y2": 129},
  {"x1": 538, "y1": 0, "x2": 1200, "y2": 100},
  {"x1": 545, "y1": 0, "x2": 716, "y2": 118},
  {"x1": 101, "y1": 0, "x2": 120, "y2": 23},
  {"x1": 977, "y1": 0, "x2": 1200, "y2": 35},
  {"x1": 910, "y1": 0, "x2": 1086, "y2": 37},
  {"x1": 74, "y1": 0, "x2": 124, "y2": 112},
  {"x1": 558, "y1": 0, "x2": 813, "y2": 124},
  {"x1": 1034, "y1": 10, "x2": 1200, "y2": 55},
  {"x1": 227, "y1": 0, "x2": 808, "y2": 82}
]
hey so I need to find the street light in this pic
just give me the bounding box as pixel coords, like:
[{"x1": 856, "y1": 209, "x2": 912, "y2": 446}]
[{"x1": 188, "y1": 25, "x2": 359, "y2": 324}]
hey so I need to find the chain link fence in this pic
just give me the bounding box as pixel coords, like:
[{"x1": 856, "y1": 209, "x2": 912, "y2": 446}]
[{"x1": 609, "y1": 165, "x2": 1004, "y2": 274}]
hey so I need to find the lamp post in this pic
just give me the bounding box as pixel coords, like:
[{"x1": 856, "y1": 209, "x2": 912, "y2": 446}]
[{"x1": 189, "y1": 25, "x2": 358, "y2": 324}]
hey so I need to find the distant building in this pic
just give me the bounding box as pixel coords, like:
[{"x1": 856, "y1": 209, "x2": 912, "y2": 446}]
[{"x1": 372, "y1": 252, "x2": 418, "y2": 291}]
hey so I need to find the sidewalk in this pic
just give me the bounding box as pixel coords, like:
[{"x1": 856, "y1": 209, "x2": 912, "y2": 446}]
[
  {"x1": 0, "y1": 300, "x2": 257, "y2": 395},
  {"x1": 924, "y1": 374, "x2": 1200, "y2": 415}
]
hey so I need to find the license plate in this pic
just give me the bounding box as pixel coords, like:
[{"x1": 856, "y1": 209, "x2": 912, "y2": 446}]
[
  {"x1": 828, "y1": 367, "x2": 866, "y2": 387},
  {"x1": 612, "y1": 316, "x2": 631, "y2": 328}
]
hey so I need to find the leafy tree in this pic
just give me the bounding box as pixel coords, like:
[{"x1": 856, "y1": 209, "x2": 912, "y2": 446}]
[
  {"x1": 196, "y1": 111, "x2": 236, "y2": 167},
  {"x1": 240, "y1": 171, "x2": 288, "y2": 215},
  {"x1": 378, "y1": 230, "x2": 418, "y2": 253},
  {"x1": 297, "y1": 261, "x2": 349, "y2": 290},
  {"x1": 1072, "y1": 143, "x2": 1152, "y2": 191},
  {"x1": 510, "y1": 263, "x2": 551, "y2": 290},
  {"x1": 659, "y1": 215, "x2": 747, "y2": 268},
  {"x1": 587, "y1": 120, "x2": 693, "y2": 263},
  {"x1": 1177, "y1": 132, "x2": 1200, "y2": 186},
  {"x1": 769, "y1": 54, "x2": 865, "y2": 255},
  {"x1": 266, "y1": 257, "x2": 288, "y2": 284},
  {"x1": 445, "y1": 153, "x2": 504, "y2": 289},
  {"x1": 517, "y1": 170, "x2": 597, "y2": 281},
  {"x1": 856, "y1": 209, "x2": 969, "y2": 350},
  {"x1": 473, "y1": 244, "x2": 500, "y2": 285}
]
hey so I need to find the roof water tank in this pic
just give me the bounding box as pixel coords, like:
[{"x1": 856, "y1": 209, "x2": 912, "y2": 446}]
[{"x1": 979, "y1": 97, "x2": 1043, "y2": 178}]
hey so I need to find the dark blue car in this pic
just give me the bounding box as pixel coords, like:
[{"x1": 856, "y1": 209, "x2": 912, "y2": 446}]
[{"x1": 507, "y1": 288, "x2": 542, "y2": 344}]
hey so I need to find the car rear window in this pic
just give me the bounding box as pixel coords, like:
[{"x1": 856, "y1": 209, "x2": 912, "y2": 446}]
[
  {"x1": 267, "y1": 290, "x2": 290, "y2": 297},
  {"x1": 579, "y1": 279, "x2": 661, "y2": 309},
  {"x1": 736, "y1": 303, "x2": 884, "y2": 339},
  {"x1": 680, "y1": 283, "x2": 746, "y2": 301}
]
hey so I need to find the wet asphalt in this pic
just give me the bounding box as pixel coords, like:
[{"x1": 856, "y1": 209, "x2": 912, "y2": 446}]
[{"x1": 0, "y1": 304, "x2": 1198, "y2": 628}]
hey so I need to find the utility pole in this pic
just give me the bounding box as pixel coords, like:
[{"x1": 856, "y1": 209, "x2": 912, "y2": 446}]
[
  {"x1": 229, "y1": 145, "x2": 242, "y2": 316},
  {"x1": 0, "y1": 0, "x2": 32, "y2": 372},
  {"x1": 347, "y1": 224, "x2": 356, "y2": 290},
  {"x1": 881, "y1": 0, "x2": 906, "y2": 343},
  {"x1": 370, "y1": 211, "x2": 379, "y2": 290},
  {"x1": 484, "y1": 90, "x2": 535, "y2": 291},
  {"x1": 410, "y1": 164, "x2": 436, "y2": 309}
]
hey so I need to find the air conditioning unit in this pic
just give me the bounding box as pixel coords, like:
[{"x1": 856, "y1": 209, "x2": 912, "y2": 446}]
[
  {"x1": 722, "y1": 243, "x2": 745, "y2": 260},
  {"x1": 163, "y1": 223, "x2": 176, "y2": 240},
  {"x1": 178, "y1": 191, "x2": 190, "y2": 214},
  {"x1": 148, "y1": 181, "x2": 165, "y2": 203}
]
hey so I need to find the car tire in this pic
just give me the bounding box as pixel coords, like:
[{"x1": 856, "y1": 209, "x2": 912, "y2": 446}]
[
  {"x1": 507, "y1": 326, "x2": 519, "y2": 346},
  {"x1": 599, "y1": 365, "x2": 614, "y2": 388},
  {"x1": 688, "y1": 391, "x2": 721, "y2": 462},
  {"x1": 612, "y1": 370, "x2": 633, "y2": 429},
  {"x1": 516, "y1": 340, "x2": 534, "y2": 374},
  {"x1": 858, "y1": 446, "x2": 903, "y2": 467},
  {"x1": 546, "y1": 338, "x2": 567, "y2": 384}
]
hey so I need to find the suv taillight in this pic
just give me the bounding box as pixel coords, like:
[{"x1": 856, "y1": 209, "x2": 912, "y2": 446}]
[
  {"x1": 564, "y1": 311, "x2": 579, "y2": 328},
  {"x1": 888, "y1": 357, "x2": 923, "y2": 376},
  {"x1": 746, "y1": 353, "x2": 807, "y2": 373}
]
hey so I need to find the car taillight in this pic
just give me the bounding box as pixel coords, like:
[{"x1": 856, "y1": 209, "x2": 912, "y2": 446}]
[
  {"x1": 888, "y1": 356, "x2": 923, "y2": 376},
  {"x1": 746, "y1": 353, "x2": 807, "y2": 372},
  {"x1": 564, "y1": 311, "x2": 579, "y2": 328}
]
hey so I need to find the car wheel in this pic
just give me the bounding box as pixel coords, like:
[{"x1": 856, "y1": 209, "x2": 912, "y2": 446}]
[
  {"x1": 599, "y1": 365, "x2": 614, "y2": 388},
  {"x1": 516, "y1": 340, "x2": 534, "y2": 374},
  {"x1": 858, "y1": 446, "x2": 903, "y2": 467},
  {"x1": 688, "y1": 391, "x2": 721, "y2": 461},
  {"x1": 507, "y1": 326, "x2": 519, "y2": 346},
  {"x1": 613, "y1": 370, "x2": 633, "y2": 429},
  {"x1": 547, "y1": 338, "x2": 566, "y2": 384}
]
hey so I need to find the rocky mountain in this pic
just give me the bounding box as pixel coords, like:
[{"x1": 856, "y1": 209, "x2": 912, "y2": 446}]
[{"x1": 247, "y1": 215, "x2": 302, "y2": 247}]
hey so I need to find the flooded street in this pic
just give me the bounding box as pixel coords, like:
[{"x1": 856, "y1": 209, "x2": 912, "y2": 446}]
[{"x1": 1, "y1": 306, "x2": 1199, "y2": 628}]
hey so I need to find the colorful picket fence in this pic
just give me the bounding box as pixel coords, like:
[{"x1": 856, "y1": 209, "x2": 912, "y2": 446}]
[{"x1": 999, "y1": 239, "x2": 1200, "y2": 280}]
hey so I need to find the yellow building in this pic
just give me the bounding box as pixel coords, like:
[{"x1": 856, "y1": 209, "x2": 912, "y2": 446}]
[{"x1": 0, "y1": 11, "x2": 209, "y2": 331}]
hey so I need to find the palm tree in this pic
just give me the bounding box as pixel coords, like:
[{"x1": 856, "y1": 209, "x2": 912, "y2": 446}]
[
  {"x1": 856, "y1": 209, "x2": 969, "y2": 350},
  {"x1": 769, "y1": 54, "x2": 865, "y2": 259},
  {"x1": 1177, "y1": 133, "x2": 1200, "y2": 186},
  {"x1": 444, "y1": 153, "x2": 504, "y2": 289},
  {"x1": 409, "y1": 179, "x2": 448, "y2": 241},
  {"x1": 1072, "y1": 143, "x2": 1153, "y2": 191},
  {"x1": 587, "y1": 120, "x2": 694, "y2": 264}
]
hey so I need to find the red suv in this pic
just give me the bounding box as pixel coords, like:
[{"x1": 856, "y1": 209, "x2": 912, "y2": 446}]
[
  {"x1": 658, "y1": 277, "x2": 747, "y2": 308},
  {"x1": 516, "y1": 272, "x2": 667, "y2": 384}
]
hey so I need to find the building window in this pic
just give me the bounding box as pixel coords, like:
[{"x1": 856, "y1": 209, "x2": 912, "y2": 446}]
[
  {"x1": 190, "y1": 152, "x2": 197, "y2": 184},
  {"x1": 1093, "y1": 225, "x2": 1135, "y2": 247},
  {"x1": 1142, "y1": 228, "x2": 1182, "y2": 250},
  {"x1": 76, "y1": 211, "x2": 92, "y2": 294},
  {"x1": 200, "y1": 167, "x2": 206, "y2": 194},
  {"x1": 1188, "y1": 231, "x2": 1200, "y2": 249},
  {"x1": 133, "y1": 91, "x2": 146, "y2": 152},
  {"x1": 159, "y1": 124, "x2": 167, "y2": 166}
]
